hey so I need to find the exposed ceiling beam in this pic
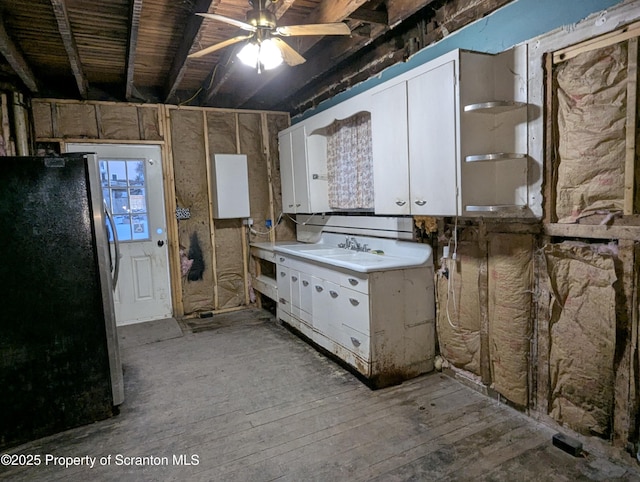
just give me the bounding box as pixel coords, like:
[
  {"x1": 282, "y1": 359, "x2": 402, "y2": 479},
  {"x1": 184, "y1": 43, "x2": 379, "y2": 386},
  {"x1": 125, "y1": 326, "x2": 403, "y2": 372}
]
[
  {"x1": 288, "y1": 0, "x2": 370, "y2": 57},
  {"x1": 203, "y1": 0, "x2": 368, "y2": 105},
  {"x1": 0, "y1": 20, "x2": 38, "y2": 92},
  {"x1": 386, "y1": 0, "x2": 438, "y2": 27},
  {"x1": 286, "y1": 0, "x2": 514, "y2": 113},
  {"x1": 271, "y1": 0, "x2": 297, "y2": 19},
  {"x1": 125, "y1": 0, "x2": 143, "y2": 101},
  {"x1": 164, "y1": 0, "x2": 215, "y2": 103},
  {"x1": 50, "y1": 0, "x2": 88, "y2": 98},
  {"x1": 347, "y1": 7, "x2": 389, "y2": 25}
]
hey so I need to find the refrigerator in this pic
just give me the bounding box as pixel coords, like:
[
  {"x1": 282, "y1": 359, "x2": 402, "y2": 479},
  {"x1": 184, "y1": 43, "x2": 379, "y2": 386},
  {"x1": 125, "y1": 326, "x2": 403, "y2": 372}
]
[{"x1": 0, "y1": 153, "x2": 124, "y2": 450}]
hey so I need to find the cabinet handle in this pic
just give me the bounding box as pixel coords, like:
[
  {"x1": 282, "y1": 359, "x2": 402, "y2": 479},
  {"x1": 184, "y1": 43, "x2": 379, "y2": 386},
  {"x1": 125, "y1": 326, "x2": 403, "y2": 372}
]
[
  {"x1": 280, "y1": 271, "x2": 286, "y2": 277},
  {"x1": 315, "y1": 285, "x2": 323, "y2": 292},
  {"x1": 415, "y1": 200, "x2": 427, "y2": 206},
  {"x1": 296, "y1": 203, "x2": 301, "y2": 207},
  {"x1": 350, "y1": 337, "x2": 361, "y2": 347},
  {"x1": 279, "y1": 257, "x2": 285, "y2": 262},
  {"x1": 348, "y1": 278, "x2": 359, "y2": 286},
  {"x1": 395, "y1": 200, "x2": 406, "y2": 206},
  {"x1": 349, "y1": 298, "x2": 359, "y2": 306},
  {"x1": 291, "y1": 276, "x2": 298, "y2": 282},
  {"x1": 329, "y1": 290, "x2": 338, "y2": 298},
  {"x1": 288, "y1": 204, "x2": 294, "y2": 208},
  {"x1": 279, "y1": 298, "x2": 286, "y2": 304},
  {"x1": 302, "y1": 280, "x2": 309, "y2": 287}
]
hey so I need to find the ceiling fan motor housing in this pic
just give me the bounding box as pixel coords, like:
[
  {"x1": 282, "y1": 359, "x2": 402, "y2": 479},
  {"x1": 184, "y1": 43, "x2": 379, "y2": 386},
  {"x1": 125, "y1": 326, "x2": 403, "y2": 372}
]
[{"x1": 246, "y1": 8, "x2": 276, "y2": 29}]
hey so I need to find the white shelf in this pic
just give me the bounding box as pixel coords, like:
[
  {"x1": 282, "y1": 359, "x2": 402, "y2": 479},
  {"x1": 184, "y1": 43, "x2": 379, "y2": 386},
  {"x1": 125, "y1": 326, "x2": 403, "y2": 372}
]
[
  {"x1": 465, "y1": 153, "x2": 527, "y2": 162},
  {"x1": 465, "y1": 204, "x2": 527, "y2": 213},
  {"x1": 464, "y1": 100, "x2": 527, "y2": 114}
]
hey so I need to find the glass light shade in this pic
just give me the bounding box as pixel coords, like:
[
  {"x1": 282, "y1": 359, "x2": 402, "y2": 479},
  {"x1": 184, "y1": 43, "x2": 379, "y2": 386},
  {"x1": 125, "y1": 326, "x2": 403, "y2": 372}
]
[
  {"x1": 237, "y1": 38, "x2": 283, "y2": 71},
  {"x1": 236, "y1": 42, "x2": 260, "y2": 68},
  {"x1": 258, "y1": 39, "x2": 283, "y2": 70}
]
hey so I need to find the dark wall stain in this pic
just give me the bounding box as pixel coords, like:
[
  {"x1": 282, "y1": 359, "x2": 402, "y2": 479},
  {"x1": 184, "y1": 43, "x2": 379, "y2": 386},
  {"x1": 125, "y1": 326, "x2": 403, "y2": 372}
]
[{"x1": 187, "y1": 231, "x2": 205, "y2": 281}]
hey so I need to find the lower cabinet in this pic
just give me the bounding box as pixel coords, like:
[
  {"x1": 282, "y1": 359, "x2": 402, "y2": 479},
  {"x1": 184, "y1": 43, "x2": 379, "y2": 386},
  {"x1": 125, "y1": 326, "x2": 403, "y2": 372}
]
[{"x1": 276, "y1": 255, "x2": 435, "y2": 388}]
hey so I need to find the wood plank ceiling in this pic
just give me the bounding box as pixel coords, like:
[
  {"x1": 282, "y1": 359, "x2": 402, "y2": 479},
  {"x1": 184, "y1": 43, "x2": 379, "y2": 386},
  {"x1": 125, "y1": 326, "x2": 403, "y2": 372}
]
[{"x1": 0, "y1": 0, "x2": 513, "y2": 115}]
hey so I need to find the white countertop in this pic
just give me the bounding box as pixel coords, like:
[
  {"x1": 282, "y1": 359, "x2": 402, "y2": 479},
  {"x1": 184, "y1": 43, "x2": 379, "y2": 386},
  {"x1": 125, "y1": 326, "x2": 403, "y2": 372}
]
[{"x1": 267, "y1": 233, "x2": 433, "y2": 273}]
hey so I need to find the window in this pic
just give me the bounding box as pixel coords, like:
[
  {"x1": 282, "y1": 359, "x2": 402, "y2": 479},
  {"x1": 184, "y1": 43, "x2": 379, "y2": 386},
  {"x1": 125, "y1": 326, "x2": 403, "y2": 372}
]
[{"x1": 100, "y1": 159, "x2": 149, "y2": 241}]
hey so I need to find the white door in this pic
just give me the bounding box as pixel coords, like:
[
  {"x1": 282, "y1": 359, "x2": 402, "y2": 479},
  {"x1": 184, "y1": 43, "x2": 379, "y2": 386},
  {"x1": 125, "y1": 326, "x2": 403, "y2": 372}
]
[{"x1": 67, "y1": 144, "x2": 173, "y2": 326}]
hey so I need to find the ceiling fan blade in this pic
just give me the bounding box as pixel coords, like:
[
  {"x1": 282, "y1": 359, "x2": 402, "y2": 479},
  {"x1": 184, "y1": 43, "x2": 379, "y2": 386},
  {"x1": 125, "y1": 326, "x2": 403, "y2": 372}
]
[
  {"x1": 275, "y1": 22, "x2": 351, "y2": 37},
  {"x1": 188, "y1": 35, "x2": 253, "y2": 59},
  {"x1": 271, "y1": 38, "x2": 306, "y2": 66},
  {"x1": 196, "y1": 13, "x2": 256, "y2": 32}
]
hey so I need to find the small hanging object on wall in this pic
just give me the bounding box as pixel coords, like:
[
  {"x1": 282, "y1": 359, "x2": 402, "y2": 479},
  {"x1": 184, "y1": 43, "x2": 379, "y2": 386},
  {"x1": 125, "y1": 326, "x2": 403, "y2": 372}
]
[
  {"x1": 176, "y1": 206, "x2": 191, "y2": 220},
  {"x1": 187, "y1": 232, "x2": 205, "y2": 281}
]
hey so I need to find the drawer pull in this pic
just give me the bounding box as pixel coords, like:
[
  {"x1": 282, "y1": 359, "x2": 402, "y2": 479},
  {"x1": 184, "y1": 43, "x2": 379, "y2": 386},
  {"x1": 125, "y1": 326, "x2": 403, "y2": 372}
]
[
  {"x1": 415, "y1": 200, "x2": 426, "y2": 206},
  {"x1": 291, "y1": 276, "x2": 298, "y2": 282},
  {"x1": 315, "y1": 285, "x2": 323, "y2": 292},
  {"x1": 302, "y1": 280, "x2": 309, "y2": 287},
  {"x1": 279, "y1": 256, "x2": 286, "y2": 262},
  {"x1": 349, "y1": 298, "x2": 359, "y2": 306},
  {"x1": 395, "y1": 200, "x2": 406, "y2": 206},
  {"x1": 350, "y1": 337, "x2": 361, "y2": 347},
  {"x1": 329, "y1": 290, "x2": 338, "y2": 298},
  {"x1": 279, "y1": 298, "x2": 286, "y2": 304},
  {"x1": 348, "y1": 278, "x2": 359, "y2": 286},
  {"x1": 280, "y1": 271, "x2": 286, "y2": 277}
]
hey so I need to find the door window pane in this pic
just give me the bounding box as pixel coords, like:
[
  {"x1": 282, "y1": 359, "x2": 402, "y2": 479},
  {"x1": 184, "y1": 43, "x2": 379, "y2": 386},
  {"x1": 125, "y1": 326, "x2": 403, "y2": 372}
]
[
  {"x1": 100, "y1": 159, "x2": 149, "y2": 242},
  {"x1": 131, "y1": 214, "x2": 149, "y2": 240}
]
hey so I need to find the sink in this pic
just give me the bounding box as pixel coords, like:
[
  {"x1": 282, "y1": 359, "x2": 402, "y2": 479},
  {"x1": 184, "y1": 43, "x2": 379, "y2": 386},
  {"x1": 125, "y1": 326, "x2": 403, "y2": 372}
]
[
  {"x1": 273, "y1": 235, "x2": 432, "y2": 273},
  {"x1": 297, "y1": 247, "x2": 347, "y2": 255},
  {"x1": 324, "y1": 251, "x2": 389, "y2": 264}
]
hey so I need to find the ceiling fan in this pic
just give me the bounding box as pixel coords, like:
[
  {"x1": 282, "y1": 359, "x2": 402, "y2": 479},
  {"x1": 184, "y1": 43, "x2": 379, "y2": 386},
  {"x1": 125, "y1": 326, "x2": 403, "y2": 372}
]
[{"x1": 188, "y1": 0, "x2": 351, "y2": 71}]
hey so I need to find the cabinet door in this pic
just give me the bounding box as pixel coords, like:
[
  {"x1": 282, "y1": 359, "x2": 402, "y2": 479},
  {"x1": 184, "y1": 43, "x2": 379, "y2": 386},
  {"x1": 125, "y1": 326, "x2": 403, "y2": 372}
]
[
  {"x1": 372, "y1": 82, "x2": 410, "y2": 215},
  {"x1": 291, "y1": 126, "x2": 311, "y2": 213},
  {"x1": 290, "y1": 268, "x2": 301, "y2": 320},
  {"x1": 408, "y1": 60, "x2": 458, "y2": 215},
  {"x1": 299, "y1": 272, "x2": 313, "y2": 325},
  {"x1": 278, "y1": 132, "x2": 296, "y2": 213},
  {"x1": 276, "y1": 265, "x2": 291, "y2": 314}
]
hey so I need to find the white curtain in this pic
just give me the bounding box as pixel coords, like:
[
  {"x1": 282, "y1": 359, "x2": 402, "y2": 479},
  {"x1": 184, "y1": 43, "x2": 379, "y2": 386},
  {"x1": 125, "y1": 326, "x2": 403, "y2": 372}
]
[{"x1": 326, "y1": 112, "x2": 374, "y2": 210}]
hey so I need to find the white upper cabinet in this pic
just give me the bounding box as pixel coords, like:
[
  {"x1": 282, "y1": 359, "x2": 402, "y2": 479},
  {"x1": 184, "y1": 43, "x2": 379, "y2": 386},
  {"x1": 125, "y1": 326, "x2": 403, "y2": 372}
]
[
  {"x1": 371, "y1": 82, "x2": 410, "y2": 215},
  {"x1": 459, "y1": 46, "x2": 528, "y2": 214},
  {"x1": 372, "y1": 45, "x2": 529, "y2": 217},
  {"x1": 278, "y1": 123, "x2": 331, "y2": 214},
  {"x1": 407, "y1": 60, "x2": 458, "y2": 216},
  {"x1": 278, "y1": 124, "x2": 311, "y2": 213},
  {"x1": 282, "y1": 45, "x2": 530, "y2": 218},
  {"x1": 372, "y1": 61, "x2": 459, "y2": 216}
]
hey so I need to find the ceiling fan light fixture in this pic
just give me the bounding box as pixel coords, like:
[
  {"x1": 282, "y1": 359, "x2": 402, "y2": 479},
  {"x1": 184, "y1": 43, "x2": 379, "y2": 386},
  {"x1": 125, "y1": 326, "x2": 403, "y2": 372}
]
[{"x1": 237, "y1": 38, "x2": 283, "y2": 71}]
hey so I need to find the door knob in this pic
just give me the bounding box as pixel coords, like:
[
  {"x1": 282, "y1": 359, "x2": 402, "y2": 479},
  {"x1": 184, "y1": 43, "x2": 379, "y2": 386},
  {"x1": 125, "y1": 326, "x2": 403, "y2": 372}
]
[{"x1": 157, "y1": 240, "x2": 165, "y2": 247}]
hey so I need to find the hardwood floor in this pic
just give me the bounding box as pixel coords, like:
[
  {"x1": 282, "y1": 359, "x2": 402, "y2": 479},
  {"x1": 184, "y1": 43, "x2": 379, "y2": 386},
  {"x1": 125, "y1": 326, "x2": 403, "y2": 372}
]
[{"x1": 2, "y1": 309, "x2": 639, "y2": 481}]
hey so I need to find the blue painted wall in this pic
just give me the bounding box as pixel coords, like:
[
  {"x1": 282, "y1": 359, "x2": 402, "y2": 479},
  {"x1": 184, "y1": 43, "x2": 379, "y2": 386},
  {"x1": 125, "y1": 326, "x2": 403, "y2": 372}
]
[{"x1": 295, "y1": 0, "x2": 624, "y2": 122}]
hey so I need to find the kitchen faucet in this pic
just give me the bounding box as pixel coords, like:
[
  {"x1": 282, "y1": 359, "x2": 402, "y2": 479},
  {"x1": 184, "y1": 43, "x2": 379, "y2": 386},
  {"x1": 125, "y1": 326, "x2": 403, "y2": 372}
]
[{"x1": 337, "y1": 236, "x2": 369, "y2": 252}]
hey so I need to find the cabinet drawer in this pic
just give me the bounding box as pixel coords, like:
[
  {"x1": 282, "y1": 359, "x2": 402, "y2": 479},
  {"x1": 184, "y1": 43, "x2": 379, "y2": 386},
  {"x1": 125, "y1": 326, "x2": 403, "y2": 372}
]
[
  {"x1": 276, "y1": 266, "x2": 290, "y2": 306},
  {"x1": 338, "y1": 272, "x2": 368, "y2": 294},
  {"x1": 340, "y1": 324, "x2": 370, "y2": 362},
  {"x1": 339, "y1": 289, "x2": 370, "y2": 335},
  {"x1": 275, "y1": 254, "x2": 290, "y2": 266}
]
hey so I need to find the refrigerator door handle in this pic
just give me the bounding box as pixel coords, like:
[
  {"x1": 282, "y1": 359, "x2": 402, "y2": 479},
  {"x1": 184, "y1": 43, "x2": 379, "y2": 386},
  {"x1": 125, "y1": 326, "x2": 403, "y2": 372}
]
[{"x1": 104, "y1": 202, "x2": 121, "y2": 289}]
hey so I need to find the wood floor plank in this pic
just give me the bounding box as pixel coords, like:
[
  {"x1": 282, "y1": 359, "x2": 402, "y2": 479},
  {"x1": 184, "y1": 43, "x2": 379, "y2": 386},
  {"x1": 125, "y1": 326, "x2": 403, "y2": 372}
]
[{"x1": 3, "y1": 313, "x2": 639, "y2": 482}]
